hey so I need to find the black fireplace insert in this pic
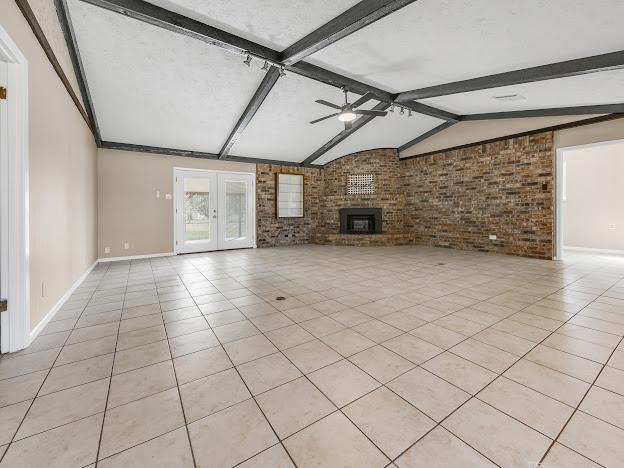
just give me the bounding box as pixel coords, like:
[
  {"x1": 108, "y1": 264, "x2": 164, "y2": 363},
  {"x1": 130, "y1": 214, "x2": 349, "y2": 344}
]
[{"x1": 339, "y1": 208, "x2": 382, "y2": 234}]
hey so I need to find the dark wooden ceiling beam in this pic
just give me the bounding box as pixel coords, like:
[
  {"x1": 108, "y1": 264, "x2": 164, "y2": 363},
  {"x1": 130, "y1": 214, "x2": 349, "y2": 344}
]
[
  {"x1": 301, "y1": 102, "x2": 391, "y2": 166},
  {"x1": 397, "y1": 121, "x2": 455, "y2": 152},
  {"x1": 219, "y1": 66, "x2": 281, "y2": 159},
  {"x1": 80, "y1": 0, "x2": 281, "y2": 62},
  {"x1": 55, "y1": 0, "x2": 102, "y2": 144},
  {"x1": 462, "y1": 104, "x2": 624, "y2": 121},
  {"x1": 281, "y1": 0, "x2": 417, "y2": 65},
  {"x1": 396, "y1": 50, "x2": 624, "y2": 102}
]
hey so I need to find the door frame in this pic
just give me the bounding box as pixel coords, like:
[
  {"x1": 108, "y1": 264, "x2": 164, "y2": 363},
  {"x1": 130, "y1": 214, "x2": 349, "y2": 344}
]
[
  {"x1": 0, "y1": 26, "x2": 30, "y2": 353},
  {"x1": 554, "y1": 138, "x2": 624, "y2": 261},
  {"x1": 173, "y1": 167, "x2": 256, "y2": 254}
]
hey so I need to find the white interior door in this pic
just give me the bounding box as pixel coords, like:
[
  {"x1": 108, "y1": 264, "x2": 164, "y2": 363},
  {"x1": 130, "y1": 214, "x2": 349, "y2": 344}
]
[
  {"x1": 175, "y1": 169, "x2": 255, "y2": 253},
  {"x1": 175, "y1": 170, "x2": 218, "y2": 253},
  {"x1": 217, "y1": 173, "x2": 255, "y2": 250}
]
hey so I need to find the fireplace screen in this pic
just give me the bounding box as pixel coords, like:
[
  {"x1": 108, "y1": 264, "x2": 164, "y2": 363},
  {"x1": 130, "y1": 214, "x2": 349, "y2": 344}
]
[{"x1": 339, "y1": 208, "x2": 382, "y2": 234}]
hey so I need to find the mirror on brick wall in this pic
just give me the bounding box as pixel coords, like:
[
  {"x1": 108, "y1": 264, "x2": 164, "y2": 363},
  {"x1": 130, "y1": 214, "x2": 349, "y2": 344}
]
[{"x1": 276, "y1": 173, "x2": 304, "y2": 218}]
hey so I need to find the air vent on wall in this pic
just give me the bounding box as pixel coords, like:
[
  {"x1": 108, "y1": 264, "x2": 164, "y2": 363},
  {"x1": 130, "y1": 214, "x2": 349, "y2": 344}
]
[{"x1": 493, "y1": 94, "x2": 526, "y2": 102}]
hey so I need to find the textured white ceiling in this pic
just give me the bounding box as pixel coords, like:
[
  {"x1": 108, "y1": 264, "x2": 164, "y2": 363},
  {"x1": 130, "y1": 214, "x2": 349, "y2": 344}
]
[
  {"x1": 231, "y1": 73, "x2": 377, "y2": 162},
  {"x1": 145, "y1": 0, "x2": 360, "y2": 50},
  {"x1": 421, "y1": 70, "x2": 624, "y2": 115},
  {"x1": 68, "y1": 0, "x2": 265, "y2": 153},
  {"x1": 307, "y1": 0, "x2": 624, "y2": 93},
  {"x1": 314, "y1": 112, "x2": 443, "y2": 165},
  {"x1": 68, "y1": 0, "x2": 624, "y2": 164}
]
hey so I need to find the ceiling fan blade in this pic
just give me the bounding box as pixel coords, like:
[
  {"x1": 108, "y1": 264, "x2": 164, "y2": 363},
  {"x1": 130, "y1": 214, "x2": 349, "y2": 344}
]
[
  {"x1": 344, "y1": 120, "x2": 353, "y2": 131},
  {"x1": 354, "y1": 110, "x2": 388, "y2": 117},
  {"x1": 315, "y1": 99, "x2": 342, "y2": 110},
  {"x1": 351, "y1": 92, "x2": 375, "y2": 109},
  {"x1": 310, "y1": 113, "x2": 340, "y2": 124}
]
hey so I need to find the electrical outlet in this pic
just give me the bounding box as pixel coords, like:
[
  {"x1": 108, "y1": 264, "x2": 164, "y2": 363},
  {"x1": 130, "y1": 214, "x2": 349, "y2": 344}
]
[
  {"x1": 124, "y1": 243, "x2": 130, "y2": 250},
  {"x1": 489, "y1": 234, "x2": 497, "y2": 240},
  {"x1": 104, "y1": 247, "x2": 111, "y2": 254},
  {"x1": 165, "y1": 194, "x2": 172, "y2": 200}
]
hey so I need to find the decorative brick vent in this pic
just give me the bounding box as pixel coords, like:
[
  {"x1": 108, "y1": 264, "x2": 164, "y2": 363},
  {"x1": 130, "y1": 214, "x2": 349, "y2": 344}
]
[{"x1": 347, "y1": 174, "x2": 374, "y2": 194}]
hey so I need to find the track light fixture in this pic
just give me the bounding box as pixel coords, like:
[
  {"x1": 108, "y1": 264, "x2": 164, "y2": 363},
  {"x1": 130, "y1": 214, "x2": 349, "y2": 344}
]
[
  {"x1": 408, "y1": 109, "x2": 412, "y2": 117},
  {"x1": 279, "y1": 66, "x2": 286, "y2": 77},
  {"x1": 261, "y1": 60, "x2": 269, "y2": 71},
  {"x1": 400, "y1": 107, "x2": 405, "y2": 115},
  {"x1": 389, "y1": 104, "x2": 395, "y2": 113},
  {"x1": 243, "y1": 54, "x2": 252, "y2": 67}
]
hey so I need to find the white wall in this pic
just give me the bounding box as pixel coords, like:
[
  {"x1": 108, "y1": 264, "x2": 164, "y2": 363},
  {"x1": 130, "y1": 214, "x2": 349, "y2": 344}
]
[{"x1": 563, "y1": 141, "x2": 624, "y2": 252}]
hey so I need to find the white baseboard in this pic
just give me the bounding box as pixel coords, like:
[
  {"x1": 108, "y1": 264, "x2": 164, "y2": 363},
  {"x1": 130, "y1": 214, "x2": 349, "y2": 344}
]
[
  {"x1": 98, "y1": 252, "x2": 174, "y2": 263},
  {"x1": 29, "y1": 260, "x2": 98, "y2": 343},
  {"x1": 564, "y1": 246, "x2": 624, "y2": 256}
]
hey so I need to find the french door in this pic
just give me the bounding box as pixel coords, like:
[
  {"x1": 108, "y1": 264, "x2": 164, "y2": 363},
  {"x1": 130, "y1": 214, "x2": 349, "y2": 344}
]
[{"x1": 174, "y1": 169, "x2": 255, "y2": 253}]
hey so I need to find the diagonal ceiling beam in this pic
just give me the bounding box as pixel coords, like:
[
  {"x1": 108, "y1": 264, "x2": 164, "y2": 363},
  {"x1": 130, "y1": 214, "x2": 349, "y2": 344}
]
[
  {"x1": 55, "y1": 0, "x2": 102, "y2": 145},
  {"x1": 219, "y1": 66, "x2": 281, "y2": 159},
  {"x1": 462, "y1": 104, "x2": 624, "y2": 121},
  {"x1": 301, "y1": 102, "x2": 391, "y2": 166},
  {"x1": 281, "y1": 0, "x2": 418, "y2": 65},
  {"x1": 397, "y1": 121, "x2": 455, "y2": 153},
  {"x1": 396, "y1": 50, "x2": 624, "y2": 102},
  {"x1": 80, "y1": 0, "x2": 281, "y2": 62}
]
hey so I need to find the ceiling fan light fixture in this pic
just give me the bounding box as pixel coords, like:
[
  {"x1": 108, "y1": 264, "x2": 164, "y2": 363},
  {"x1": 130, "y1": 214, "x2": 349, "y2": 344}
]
[{"x1": 338, "y1": 111, "x2": 357, "y2": 122}]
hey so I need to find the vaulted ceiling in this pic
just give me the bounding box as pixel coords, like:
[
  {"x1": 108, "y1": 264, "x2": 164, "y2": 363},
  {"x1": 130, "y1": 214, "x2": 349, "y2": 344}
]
[{"x1": 58, "y1": 0, "x2": 624, "y2": 166}]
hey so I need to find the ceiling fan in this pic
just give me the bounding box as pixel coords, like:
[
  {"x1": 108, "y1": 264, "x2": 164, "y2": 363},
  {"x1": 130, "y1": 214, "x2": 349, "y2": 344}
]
[{"x1": 310, "y1": 89, "x2": 388, "y2": 130}]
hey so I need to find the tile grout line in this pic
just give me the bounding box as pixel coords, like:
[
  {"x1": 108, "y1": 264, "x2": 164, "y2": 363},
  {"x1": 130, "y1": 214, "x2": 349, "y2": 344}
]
[
  {"x1": 152, "y1": 257, "x2": 200, "y2": 468},
  {"x1": 94, "y1": 263, "x2": 124, "y2": 467}
]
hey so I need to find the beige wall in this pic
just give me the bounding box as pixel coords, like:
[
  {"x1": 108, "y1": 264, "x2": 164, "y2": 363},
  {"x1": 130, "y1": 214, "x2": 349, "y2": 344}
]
[
  {"x1": 555, "y1": 118, "x2": 624, "y2": 149},
  {"x1": 399, "y1": 115, "x2": 594, "y2": 157},
  {"x1": 98, "y1": 149, "x2": 255, "y2": 258},
  {"x1": 2, "y1": 1, "x2": 98, "y2": 329},
  {"x1": 563, "y1": 142, "x2": 624, "y2": 251}
]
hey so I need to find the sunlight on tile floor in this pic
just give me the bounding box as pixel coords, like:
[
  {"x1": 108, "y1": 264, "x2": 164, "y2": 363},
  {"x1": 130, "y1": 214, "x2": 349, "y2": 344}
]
[{"x1": 1, "y1": 245, "x2": 624, "y2": 467}]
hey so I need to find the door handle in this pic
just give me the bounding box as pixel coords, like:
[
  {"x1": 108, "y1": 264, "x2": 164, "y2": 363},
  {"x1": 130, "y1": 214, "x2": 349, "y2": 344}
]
[{"x1": 0, "y1": 299, "x2": 7, "y2": 313}]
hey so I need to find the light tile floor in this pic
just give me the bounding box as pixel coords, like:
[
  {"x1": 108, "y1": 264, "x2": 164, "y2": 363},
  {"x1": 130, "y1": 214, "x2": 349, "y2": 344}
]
[{"x1": 1, "y1": 245, "x2": 624, "y2": 467}]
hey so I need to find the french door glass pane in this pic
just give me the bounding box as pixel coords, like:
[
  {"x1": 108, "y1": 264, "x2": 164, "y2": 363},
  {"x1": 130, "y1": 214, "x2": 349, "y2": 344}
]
[
  {"x1": 184, "y1": 177, "x2": 211, "y2": 242},
  {"x1": 224, "y1": 180, "x2": 246, "y2": 240}
]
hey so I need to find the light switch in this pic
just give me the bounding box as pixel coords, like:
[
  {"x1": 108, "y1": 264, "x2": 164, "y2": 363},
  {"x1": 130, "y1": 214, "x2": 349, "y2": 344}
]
[
  {"x1": 165, "y1": 194, "x2": 172, "y2": 200},
  {"x1": 156, "y1": 190, "x2": 161, "y2": 198}
]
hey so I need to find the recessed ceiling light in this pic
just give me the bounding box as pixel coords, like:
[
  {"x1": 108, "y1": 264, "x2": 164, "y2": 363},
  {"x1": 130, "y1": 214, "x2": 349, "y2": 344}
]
[
  {"x1": 493, "y1": 94, "x2": 525, "y2": 101},
  {"x1": 338, "y1": 111, "x2": 357, "y2": 122}
]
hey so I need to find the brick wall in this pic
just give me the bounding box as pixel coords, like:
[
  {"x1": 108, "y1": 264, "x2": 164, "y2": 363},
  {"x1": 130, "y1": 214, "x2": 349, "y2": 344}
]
[
  {"x1": 256, "y1": 164, "x2": 323, "y2": 247},
  {"x1": 255, "y1": 132, "x2": 555, "y2": 258},
  {"x1": 400, "y1": 132, "x2": 554, "y2": 259}
]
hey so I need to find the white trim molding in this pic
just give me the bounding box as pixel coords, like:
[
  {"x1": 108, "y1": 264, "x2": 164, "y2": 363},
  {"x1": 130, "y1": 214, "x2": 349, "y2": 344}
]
[
  {"x1": 0, "y1": 26, "x2": 30, "y2": 353},
  {"x1": 29, "y1": 261, "x2": 98, "y2": 342},
  {"x1": 564, "y1": 246, "x2": 624, "y2": 256},
  {"x1": 98, "y1": 252, "x2": 174, "y2": 263}
]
